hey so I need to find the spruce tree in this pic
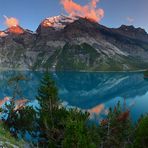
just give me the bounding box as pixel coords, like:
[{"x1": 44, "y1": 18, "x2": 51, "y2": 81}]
[
  {"x1": 37, "y1": 73, "x2": 59, "y2": 114},
  {"x1": 36, "y1": 73, "x2": 61, "y2": 146},
  {"x1": 134, "y1": 115, "x2": 148, "y2": 147}
]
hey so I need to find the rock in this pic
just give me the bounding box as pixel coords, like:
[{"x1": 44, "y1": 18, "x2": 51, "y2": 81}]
[{"x1": 0, "y1": 15, "x2": 148, "y2": 71}]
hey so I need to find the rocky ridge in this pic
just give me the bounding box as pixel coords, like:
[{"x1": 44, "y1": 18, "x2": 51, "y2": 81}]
[{"x1": 0, "y1": 15, "x2": 148, "y2": 71}]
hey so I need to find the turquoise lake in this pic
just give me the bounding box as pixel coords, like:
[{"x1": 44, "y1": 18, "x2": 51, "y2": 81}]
[{"x1": 0, "y1": 71, "x2": 148, "y2": 122}]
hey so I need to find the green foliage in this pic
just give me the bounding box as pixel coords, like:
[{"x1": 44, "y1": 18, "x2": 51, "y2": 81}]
[
  {"x1": 0, "y1": 122, "x2": 25, "y2": 147},
  {"x1": 62, "y1": 109, "x2": 97, "y2": 148},
  {"x1": 144, "y1": 70, "x2": 148, "y2": 77},
  {"x1": 1, "y1": 72, "x2": 148, "y2": 148},
  {"x1": 134, "y1": 115, "x2": 148, "y2": 148},
  {"x1": 36, "y1": 72, "x2": 59, "y2": 131},
  {"x1": 62, "y1": 117, "x2": 90, "y2": 148},
  {"x1": 36, "y1": 73, "x2": 61, "y2": 146},
  {"x1": 2, "y1": 100, "x2": 36, "y2": 139},
  {"x1": 56, "y1": 43, "x2": 101, "y2": 71},
  {"x1": 36, "y1": 73, "x2": 98, "y2": 147},
  {"x1": 37, "y1": 73, "x2": 59, "y2": 111},
  {"x1": 32, "y1": 73, "x2": 148, "y2": 147},
  {"x1": 99, "y1": 101, "x2": 133, "y2": 148}
]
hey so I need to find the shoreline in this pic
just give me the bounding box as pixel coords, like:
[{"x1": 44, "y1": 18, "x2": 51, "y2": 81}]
[{"x1": 0, "y1": 68, "x2": 147, "y2": 73}]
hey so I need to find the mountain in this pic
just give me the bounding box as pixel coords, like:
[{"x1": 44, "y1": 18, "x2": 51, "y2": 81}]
[{"x1": 0, "y1": 15, "x2": 148, "y2": 71}]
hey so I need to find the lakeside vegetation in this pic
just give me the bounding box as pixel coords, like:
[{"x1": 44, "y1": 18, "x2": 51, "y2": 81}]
[
  {"x1": 144, "y1": 69, "x2": 148, "y2": 78},
  {"x1": 0, "y1": 73, "x2": 148, "y2": 147},
  {"x1": 0, "y1": 123, "x2": 26, "y2": 147}
]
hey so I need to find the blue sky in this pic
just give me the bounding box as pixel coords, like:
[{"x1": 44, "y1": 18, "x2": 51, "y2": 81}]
[{"x1": 0, "y1": 0, "x2": 147, "y2": 32}]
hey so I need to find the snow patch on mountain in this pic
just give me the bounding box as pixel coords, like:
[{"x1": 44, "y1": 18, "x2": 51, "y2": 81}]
[{"x1": 42, "y1": 15, "x2": 79, "y2": 30}]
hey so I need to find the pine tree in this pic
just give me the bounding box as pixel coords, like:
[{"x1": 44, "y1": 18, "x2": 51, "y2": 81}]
[
  {"x1": 62, "y1": 109, "x2": 94, "y2": 148},
  {"x1": 36, "y1": 73, "x2": 62, "y2": 146},
  {"x1": 134, "y1": 115, "x2": 148, "y2": 147},
  {"x1": 37, "y1": 73, "x2": 59, "y2": 126},
  {"x1": 37, "y1": 73, "x2": 59, "y2": 111},
  {"x1": 100, "y1": 101, "x2": 133, "y2": 147}
]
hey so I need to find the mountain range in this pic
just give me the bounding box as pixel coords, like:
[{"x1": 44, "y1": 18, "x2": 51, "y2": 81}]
[{"x1": 0, "y1": 15, "x2": 148, "y2": 71}]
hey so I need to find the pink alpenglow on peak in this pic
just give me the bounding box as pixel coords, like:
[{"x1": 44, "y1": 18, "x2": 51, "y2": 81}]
[{"x1": 41, "y1": 15, "x2": 78, "y2": 29}]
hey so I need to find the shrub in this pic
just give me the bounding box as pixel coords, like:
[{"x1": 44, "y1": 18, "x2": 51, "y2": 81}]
[{"x1": 134, "y1": 115, "x2": 148, "y2": 148}]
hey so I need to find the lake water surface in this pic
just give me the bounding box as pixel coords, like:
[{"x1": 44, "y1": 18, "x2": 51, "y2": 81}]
[{"x1": 0, "y1": 71, "x2": 148, "y2": 122}]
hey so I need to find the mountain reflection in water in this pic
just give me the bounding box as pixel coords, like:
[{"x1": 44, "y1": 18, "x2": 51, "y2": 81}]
[
  {"x1": 54, "y1": 72, "x2": 148, "y2": 121},
  {"x1": 0, "y1": 71, "x2": 147, "y2": 122}
]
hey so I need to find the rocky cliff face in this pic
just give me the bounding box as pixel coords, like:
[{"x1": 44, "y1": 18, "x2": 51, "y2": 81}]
[{"x1": 0, "y1": 15, "x2": 148, "y2": 71}]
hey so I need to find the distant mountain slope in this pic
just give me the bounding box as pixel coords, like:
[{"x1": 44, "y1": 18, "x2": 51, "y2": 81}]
[{"x1": 0, "y1": 15, "x2": 148, "y2": 71}]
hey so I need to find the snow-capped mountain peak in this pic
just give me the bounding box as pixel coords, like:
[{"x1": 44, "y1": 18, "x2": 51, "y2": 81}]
[{"x1": 41, "y1": 15, "x2": 79, "y2": 30}]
